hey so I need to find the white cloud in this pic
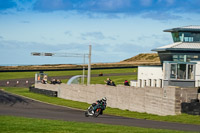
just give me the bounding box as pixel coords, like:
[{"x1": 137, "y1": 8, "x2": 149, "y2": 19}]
[
  {"x1": 97, "y1": 0, "x2": 131, "y2": 10},
  {"x1": 142, "y1": 11, "x2": 183, "y2": 21},
  {"x1": 79, "y1": 0, "x2": 131, "y2": 12},
  {"x1": 20, "y1": 20, "x2": 30, "y2": 23},
  {"x1": 166, "y1": 0, "x2": 174, "y2": 5},
  {"x1": 140, "y1": 0, "x2": 153, "y2": 7},
  {"x1": 80, "y1": 32, "x2": 117, "y2": 41},
  {"x1": 81, "y1": 32, "x2": 105, "y2": 40},
  {"x1": 33, "y1": 0, "x2": 72, "y2": 11},
  {"x1": 64, "y1": 31, "x2": 72, "y2": 36},
  {"x1": 0, "y1": 38, "x2": 155, "y2": 64}
]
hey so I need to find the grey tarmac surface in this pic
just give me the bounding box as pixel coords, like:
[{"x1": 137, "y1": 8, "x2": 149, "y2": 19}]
[{"x1": 0, "y1": 90, "x2": 200, "y2": 132}]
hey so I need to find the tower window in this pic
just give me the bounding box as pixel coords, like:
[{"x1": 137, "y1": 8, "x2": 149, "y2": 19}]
[{"x1": 169, "y1": 63, "x2": 194, "y2": 80}]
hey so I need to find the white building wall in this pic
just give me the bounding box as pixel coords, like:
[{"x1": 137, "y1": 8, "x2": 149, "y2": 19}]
[
  {"x1": 138, "y1": 66, "x2": 163, "y2": 88},
  {"x1": 195, "y1": 61, "x2": 200, "y2": 87}
]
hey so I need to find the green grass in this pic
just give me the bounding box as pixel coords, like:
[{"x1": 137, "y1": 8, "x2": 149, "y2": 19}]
[
  {"x1": 57, "y1": 75, "x2": 137, "y2": 85},
  {"x1": 0, "y1": 68, "x2": 137, "y2": 86},
  {"x1": 0, "y1": 116, "x2": 193, "y2": 133},
  {"x1": 90, "y1": 75, "x2": 137, "y2": 85},
  {"x1": 105, "y1": 108, "x2": 200, "y2": 125},
  {"x1": 0, "y1": 72, "x2": 37, "y2": 80},
  {"x1": 52, "y1": 75, "x2": 137, "y2": 85},
  {"x1": 47, "y1": 68, "x2": 137, "y2": 76},
  {"x1": 0, "y1": 68, "x2": 137, "y2": 80},
  {"x1": 2, "y1": 87, "x2": 200, "y2": 125}
]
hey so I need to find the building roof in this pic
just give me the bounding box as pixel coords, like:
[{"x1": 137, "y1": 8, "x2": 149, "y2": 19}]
[
  {"x1": 164, "y1": 25, "x2": 200, "y2": 32},
  {"x1": 152, "y1": 42, "x2": 200, "y2": 52}
]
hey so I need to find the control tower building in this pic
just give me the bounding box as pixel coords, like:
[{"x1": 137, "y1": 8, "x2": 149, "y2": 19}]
[{"x1": 136, "y1": 26, "x2": 200, "y2": 88}]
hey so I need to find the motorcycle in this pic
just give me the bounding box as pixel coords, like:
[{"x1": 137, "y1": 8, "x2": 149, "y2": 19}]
[{"x1": 85, "y1": 101, "x2": 104, "y2": 117}]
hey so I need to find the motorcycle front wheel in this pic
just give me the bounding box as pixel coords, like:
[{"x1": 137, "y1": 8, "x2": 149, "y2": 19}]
[{"x1": 85, "y1": 111, "x2": 89, "y2": 117}]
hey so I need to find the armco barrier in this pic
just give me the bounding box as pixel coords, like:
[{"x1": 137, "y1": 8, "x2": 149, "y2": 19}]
[{"x1": 29, "y1": 86, "x2": 57, "y2": 97}]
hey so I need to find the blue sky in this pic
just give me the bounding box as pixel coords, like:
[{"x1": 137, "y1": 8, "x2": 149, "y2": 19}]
[{"x1": 0, "y1": 0, "x2": 200, "y2": 65}]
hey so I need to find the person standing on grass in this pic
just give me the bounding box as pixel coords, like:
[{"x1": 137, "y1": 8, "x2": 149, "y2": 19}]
[
  {"x1": 104, "y1": 78, "x2": 111, "y2": 85},
  {"x1": 42, "y1": 75, "x2": 48, "y2": 84},
  {"x1": 110, "y1": 80, "x2": 116, "y2": 86},
  {"x1": 124, "y1": 80, "x2": 130, "y2": 86}
]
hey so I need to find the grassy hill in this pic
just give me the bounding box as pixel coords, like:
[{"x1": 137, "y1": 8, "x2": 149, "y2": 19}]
[
  {"x1": 0, "y1": 53, "x2": 161, "y2": 70},
  {"x1": 121, "y1": 53, "x2": 160, "y2": 62}
]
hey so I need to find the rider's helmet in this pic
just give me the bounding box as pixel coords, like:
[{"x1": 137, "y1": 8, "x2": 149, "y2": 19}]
[{"x1": 102, "y1": 97, "x2": 107, "y2": 102}]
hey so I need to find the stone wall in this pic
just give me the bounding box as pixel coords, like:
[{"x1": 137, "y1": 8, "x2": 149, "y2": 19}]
[
  {"x1": 35, "y1": 83, "x2": 183, "y2": 116},
  {"x1": 179, "y1": 87, "x2": 198, "y2": 103}
]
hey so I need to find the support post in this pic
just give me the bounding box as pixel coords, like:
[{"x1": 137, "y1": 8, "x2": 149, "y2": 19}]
[
  {"x1": 82, "y1": 54, "x2": 85, "y2": 84},
  {"x1": 87, "y1": 45, "x2": 92, "y2": 85}
]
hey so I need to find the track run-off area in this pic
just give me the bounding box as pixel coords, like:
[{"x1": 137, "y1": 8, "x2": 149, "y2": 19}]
[{"x1": 0, "y1": 90, "x2": 200, "y2": 132}]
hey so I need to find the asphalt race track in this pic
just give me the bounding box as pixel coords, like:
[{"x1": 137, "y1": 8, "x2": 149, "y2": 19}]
[{"x1": 0, "y1": 90, "x2": 200, "y2": 132}]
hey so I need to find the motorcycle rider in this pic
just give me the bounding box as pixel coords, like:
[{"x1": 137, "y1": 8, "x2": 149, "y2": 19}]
[{"x1": 90, "y1": 97, "x2": 107, "y2": 115}]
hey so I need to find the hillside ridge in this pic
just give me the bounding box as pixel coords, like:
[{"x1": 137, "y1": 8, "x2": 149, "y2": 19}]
[
  {"x1": 0, "y1": 53, "x2": 161, "y2": 70},
  {"x1": 121, "y1": 53, "x2": 160, "y2": 62}
]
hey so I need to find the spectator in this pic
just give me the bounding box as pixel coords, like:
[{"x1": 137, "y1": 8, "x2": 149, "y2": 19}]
[
  {"x1": 37, "y1": 75, "x2": 41, "y2": 83},
  {"x1": 124, "y1": 80, "x2": 130, "y2": 86},
  {"x1": 42, "y1": 75, "x2": 47, "y2": 84},
  {"x1": 37, "y1": 75, "x2": 40, "y2": 81},
  {"x1": 104, "y1": 78, "x2": 111, "y2": 85},
  {"x1": 110, "y1": 80, "x2": 116, "y2": 86},
  {"x1": 50, "y1": 79, "x2": 62, "y2": 84},
  {"x1": 57, "y1": 79, "x2": 62, "y2": 84},
  {"x1": 99, "y1": 72, "x2": 103, "y2": 76},
  {"x1": 51, "y1": 79, "x2": 57, "y2": 84}
]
